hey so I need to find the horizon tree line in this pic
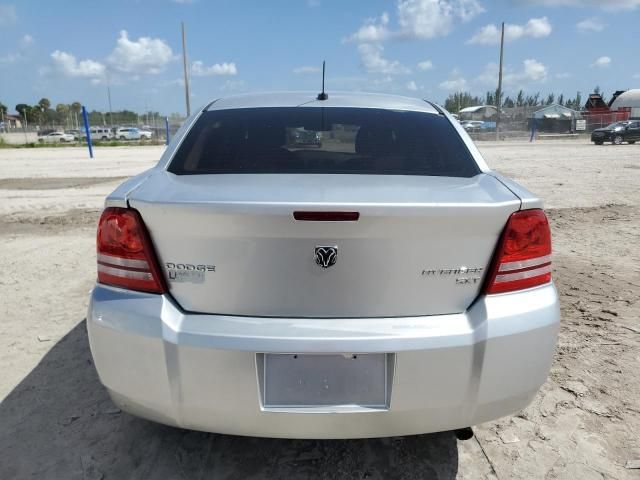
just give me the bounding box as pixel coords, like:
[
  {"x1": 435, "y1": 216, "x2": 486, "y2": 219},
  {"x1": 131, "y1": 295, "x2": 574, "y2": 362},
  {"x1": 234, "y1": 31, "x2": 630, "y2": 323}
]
[
  {"x1": 443, "y1": 87, "x2": 608, "y2": 114},
  {"x1": 0, "y1": 97, "x2": 170, "y2": 130}
]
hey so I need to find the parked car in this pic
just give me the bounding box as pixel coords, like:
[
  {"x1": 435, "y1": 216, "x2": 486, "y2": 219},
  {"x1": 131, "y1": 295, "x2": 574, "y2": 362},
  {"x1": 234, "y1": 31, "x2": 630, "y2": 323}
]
[
  {"x1": 88, "y1": 92, "x2": 559, "y2": 439},
  {"x1": 139, "y1": 128, "x2": 153, "y2": 140},
  {"x1": 88, "y1": 127, "x2": 114, "y2": 141},
  {"x1": 591, "y1": 120, "x2": 640, "y2": 145},
  {"x1": 39, "y1": 131, "x2": 75, "y2": 143},
  {"x1": 38, "y1": 128, "x2": 56, "y2": 137},
  {"x1": 461, "y1": 120, "x2": 484, "y2": 132},
  {"x1": 65, "y1": 129, "x2": 82, "y2": 141},
  {"x1": 115, "y1": 127, "x2": 142, "y2": 140}
]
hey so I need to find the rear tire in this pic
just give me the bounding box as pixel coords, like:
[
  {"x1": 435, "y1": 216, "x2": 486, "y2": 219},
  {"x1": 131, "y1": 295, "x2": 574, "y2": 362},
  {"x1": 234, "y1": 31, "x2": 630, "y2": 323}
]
[
  {"x1": 594, "y1": 141, "x2": 604, "y2": 145},
  {"x1": 629, "y1": 141, "x2": 636, "y2": 145},
  {"x1": 613, "y1": 135, "x2": 623, "y2": 145},
  {"x1": 119, "y1": 136, "x2": 126, "y2": 140}
]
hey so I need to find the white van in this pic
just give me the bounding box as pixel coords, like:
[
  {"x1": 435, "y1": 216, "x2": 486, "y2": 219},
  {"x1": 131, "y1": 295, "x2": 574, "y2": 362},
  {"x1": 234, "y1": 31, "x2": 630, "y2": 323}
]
[{"x1": 90, "y1": 127, "x2": 113, "y2": 140}]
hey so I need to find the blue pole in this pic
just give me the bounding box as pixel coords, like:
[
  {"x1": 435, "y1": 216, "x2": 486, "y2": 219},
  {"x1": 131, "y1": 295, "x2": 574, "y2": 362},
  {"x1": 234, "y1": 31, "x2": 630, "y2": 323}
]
[
  {"x1": 82, "y1": 106, "x2": 93, "y2": 158},
  {"x1": 165, "y1": 116, "x2": 170, "y2": 145}
]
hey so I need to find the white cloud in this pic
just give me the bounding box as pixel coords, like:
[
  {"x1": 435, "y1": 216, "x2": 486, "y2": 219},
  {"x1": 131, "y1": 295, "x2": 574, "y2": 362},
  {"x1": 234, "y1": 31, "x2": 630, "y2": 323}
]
[
  {"x1": 417, "y1": 60, "x2": 433, "y2": 71},
  {"x1": 556, "y1": 72, "x2": 572, "y2": 79},
  {"x1": 478, "y1": 59, "x2": 548, "y2": 88},
  {"x1": 347, "y1": 12, "x2": 392, "y2": 43},
  {"x1": 346, "y1": 0, "x2": 483, "y2": 43},
  {"x1": 520, "y1": 59, "x2": 548, "y2": 82},
  {"x1": 440, "y1": 78, "x2": 468, "y2": 91},
  {"x1": 292, "y1": 65, "x2": 321, "y2": 74},
  {"x1": 468, "y1": 17, "x2": 552, "y2": 44},
  {"x1": 397, "y1": 0, "x2": 483, "y2": 39},
  {"x1": 406, "y1": 80, "x2": 419, "y2": 91},
  {"x1": 51, "y1": 50, "x2": 105, "y2": 78},
  {"x1": 0, "y1": 33, "x2": 34, "y2": 64},
  {"x1": 514, "y1": 0, "x2": 640, "y2": 10},
  {"x1": 107, "y1": 30, "x2": 174, "y2": 75},
  {"x1": 439, "y1": 70, "x2": 468, "y2": 91},
  {"x1": 0, "y1": 52, "x2": 19, "y2": 64},
  {"x1": 592, "y1": 56, "x2": 611, "y2": 68},
  {"x1": 191, "y1": 60, "x2": 237, "y2": 76},
  {"x1": 357, "y1": 43, "x2": 410, "y2": 75},
  {"x1": 20, "y1": 34, "x2": 34, "y2": 48},
  {"x1": 0, "y1": 4, "x2": 17, "y2": 25},
  {"x1": 576, "y1": 17, "x2": 605, "y2": 32}
]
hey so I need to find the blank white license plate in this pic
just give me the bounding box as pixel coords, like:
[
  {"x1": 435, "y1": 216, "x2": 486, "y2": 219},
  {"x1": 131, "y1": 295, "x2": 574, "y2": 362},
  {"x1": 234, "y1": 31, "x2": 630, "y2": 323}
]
[{"x1": 262, "y1": 353, "x2": 389, "y2": 409}]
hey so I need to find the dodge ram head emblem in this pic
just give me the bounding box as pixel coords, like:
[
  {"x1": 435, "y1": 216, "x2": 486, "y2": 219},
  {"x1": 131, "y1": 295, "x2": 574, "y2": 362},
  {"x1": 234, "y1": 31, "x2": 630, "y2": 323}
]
[{"x1": 315, "y1": 246, "x2": 338, "y2": 268}]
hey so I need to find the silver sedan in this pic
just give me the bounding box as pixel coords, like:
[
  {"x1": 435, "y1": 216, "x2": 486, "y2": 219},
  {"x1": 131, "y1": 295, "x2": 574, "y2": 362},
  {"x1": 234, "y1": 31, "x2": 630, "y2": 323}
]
[{"x1": 87, "y1": 92, "x2": 559, "y2": 439}]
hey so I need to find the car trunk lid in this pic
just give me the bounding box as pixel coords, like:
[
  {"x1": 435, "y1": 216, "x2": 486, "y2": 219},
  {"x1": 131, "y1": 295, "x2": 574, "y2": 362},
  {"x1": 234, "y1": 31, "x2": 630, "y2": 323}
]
[{"x1": 129, "y1": 172, "x2": 521, "y2": 317}]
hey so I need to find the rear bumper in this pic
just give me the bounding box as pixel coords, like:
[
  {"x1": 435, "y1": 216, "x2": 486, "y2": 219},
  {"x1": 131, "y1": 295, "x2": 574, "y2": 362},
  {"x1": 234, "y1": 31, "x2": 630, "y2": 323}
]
[{"x1": 87, "y1": 283, "x2": 560, "y2": 439}]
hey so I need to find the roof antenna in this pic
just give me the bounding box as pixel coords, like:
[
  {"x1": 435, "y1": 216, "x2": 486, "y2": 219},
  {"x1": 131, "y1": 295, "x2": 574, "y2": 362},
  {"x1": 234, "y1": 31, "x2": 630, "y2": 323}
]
[{"x1": 317, "y1": 61, "x2": 328, "y2": 101}]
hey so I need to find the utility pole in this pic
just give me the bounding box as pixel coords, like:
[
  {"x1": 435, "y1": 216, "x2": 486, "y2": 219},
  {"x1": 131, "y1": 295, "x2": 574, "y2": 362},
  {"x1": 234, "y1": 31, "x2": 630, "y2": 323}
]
[
  {"x1": 181, "y1": 21, "x2": 191, "y2": 117},
  {"x1": 106, "y1": 72, "x2": 114, "y2": 127},
  {"x1": 496, "y1": 21, "x2": 505, "y2": 141}
]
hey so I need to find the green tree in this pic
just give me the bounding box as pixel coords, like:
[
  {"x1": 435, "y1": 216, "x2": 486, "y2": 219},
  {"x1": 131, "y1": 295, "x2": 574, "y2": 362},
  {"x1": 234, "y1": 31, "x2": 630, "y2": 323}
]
[
  {"x1": 444, "y1": 92, "x2": 483, "y2": 114},
  {"x1": 516, "y1": 90, "x2": 525, "y2": 107},
  {"x1": 55, "y1": 103, "x2": 70, "y2": 127},
  {"x1": 38, "y1": 98, "x2": 51, "y2": 111},
  {"x1": 0, "y1": 102, "x2": 7, "y2": 115},
  {"x1": 70, "y1": 102, "x2": 82, "y2": 128},
  {"x1": 15, "y1": 104, "x2": 32, "y2": 124},
  {"x1": 30, "y1": 104, "x2": 43, "y2": 124},
  {"x1": 557, "y1": 94, "x2": 564, "y2": 106},
  {"x1": 525, "y1": 93, "x2": 541, "y2": 106},
  {"x1": 545, "y1": 93, "x2": 555, "y2": 105},
  {"x1": 502, "y1": 96, "x2": 515, "y2": 108}
]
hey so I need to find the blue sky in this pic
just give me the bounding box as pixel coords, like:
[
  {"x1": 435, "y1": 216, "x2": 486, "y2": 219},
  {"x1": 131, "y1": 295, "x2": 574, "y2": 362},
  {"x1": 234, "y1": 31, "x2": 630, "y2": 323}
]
[{"x1": 1, "y1": 0, "x2": 639, "y2": 115}]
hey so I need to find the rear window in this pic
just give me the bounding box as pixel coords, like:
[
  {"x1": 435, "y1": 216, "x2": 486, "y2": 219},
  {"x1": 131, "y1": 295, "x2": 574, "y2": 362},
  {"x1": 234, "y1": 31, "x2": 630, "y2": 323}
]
[{"x1": 168, "y1": 107, "x2": 479, "y2": 177}]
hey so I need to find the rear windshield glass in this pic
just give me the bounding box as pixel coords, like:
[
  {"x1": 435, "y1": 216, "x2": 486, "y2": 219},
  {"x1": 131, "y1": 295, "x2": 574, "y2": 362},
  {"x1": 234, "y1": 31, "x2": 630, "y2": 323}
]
[{"x1": 168, "y1": 107, "x2": 479, "y2": 177}]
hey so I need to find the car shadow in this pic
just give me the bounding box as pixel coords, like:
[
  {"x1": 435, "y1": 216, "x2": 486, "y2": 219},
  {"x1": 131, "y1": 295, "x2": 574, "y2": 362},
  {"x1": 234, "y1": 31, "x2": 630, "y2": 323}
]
[{"x1": 0, "y1": 321, "x2": 459, "y2": 479}]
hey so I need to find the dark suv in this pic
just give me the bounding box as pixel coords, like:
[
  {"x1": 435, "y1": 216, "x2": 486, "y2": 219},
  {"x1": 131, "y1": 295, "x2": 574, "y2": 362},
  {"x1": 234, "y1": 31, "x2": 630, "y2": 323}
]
[{"x1": 591, "y1": 121, "x2": 640, "y2": 145}]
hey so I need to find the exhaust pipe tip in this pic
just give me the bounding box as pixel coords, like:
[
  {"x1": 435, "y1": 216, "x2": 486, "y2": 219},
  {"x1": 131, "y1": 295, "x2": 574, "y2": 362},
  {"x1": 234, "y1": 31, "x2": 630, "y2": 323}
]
[{"x1": 454, "y1": 427, "x2": 474, "y2": 441}]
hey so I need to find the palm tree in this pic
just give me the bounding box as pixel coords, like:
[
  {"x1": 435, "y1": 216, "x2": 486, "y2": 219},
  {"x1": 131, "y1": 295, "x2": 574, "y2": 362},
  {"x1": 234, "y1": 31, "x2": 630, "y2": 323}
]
[
  {"x1": 38, "y1": 98, "x2": 51, "y2": 111},
  {"x1": 70, "y1": 102, "x2": 81, "y2": 129},
  {"x1": 56, "y1": 104, "x2": 70, "y2": 129},
  {"x1": 30, "y1": 104, "x2": 43, "y2": 125}
]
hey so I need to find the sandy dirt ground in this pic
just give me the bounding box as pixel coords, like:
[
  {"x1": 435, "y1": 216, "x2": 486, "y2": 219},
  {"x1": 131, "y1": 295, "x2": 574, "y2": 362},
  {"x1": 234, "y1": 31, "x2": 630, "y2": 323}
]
[{"x1": 0, "y1": 142, "x2": 638, "y2": 479}]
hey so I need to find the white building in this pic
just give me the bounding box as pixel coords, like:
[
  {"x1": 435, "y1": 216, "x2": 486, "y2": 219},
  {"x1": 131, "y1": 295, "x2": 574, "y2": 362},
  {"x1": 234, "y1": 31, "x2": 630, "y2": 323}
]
[{"x1": 610, "y1": 89, "x2": 640, "y2": 118}]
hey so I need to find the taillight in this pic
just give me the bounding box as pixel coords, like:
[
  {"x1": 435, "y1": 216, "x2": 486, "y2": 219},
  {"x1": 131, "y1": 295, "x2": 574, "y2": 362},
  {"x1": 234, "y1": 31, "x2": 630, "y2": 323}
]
[
  {"x1": 484, "y1": 209, "x2": 552, "y2": 295},
  {"x1": 96, "y1": 207, "x2": 166, "y2": 293}
]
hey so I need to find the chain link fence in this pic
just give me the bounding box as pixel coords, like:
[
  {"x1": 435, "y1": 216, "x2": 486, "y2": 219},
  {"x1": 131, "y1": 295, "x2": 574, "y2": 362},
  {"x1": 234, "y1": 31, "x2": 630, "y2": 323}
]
[
  {"x1": 0, "y1": 116, "x2": 185, "y2": 147},
  {"x1": 460, "y1": 105, "x2": 589, "y2": 141}
]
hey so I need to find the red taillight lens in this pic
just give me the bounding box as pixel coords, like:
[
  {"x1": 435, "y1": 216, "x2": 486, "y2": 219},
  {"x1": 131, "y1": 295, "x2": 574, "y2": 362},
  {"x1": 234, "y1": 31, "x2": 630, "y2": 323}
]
[
  {"x1": 485, "y1": 209, "x2": 552, "y2": 294},
  {"x1": 96, "y1": 207, "x2": 166, "y2": 293}
]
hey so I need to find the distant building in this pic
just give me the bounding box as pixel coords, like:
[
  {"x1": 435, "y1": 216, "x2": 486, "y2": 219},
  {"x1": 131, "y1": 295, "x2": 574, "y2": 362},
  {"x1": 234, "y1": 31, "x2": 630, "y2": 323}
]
[
  {"x1": 1, "y1": 114, "x2": 23, "y2": 129},
  {"x1": 458, "y1": 105, "x2": 498, "y2": 121},
  {"x1": 529, "y1": 104, "x2": 582, "y2": 133},
  {"x1": 609, "y1": 89, "x2": 640, "y2": 119},
  {"x1": 583, "y1": 91, "x2": 634, "y2": 128}
]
